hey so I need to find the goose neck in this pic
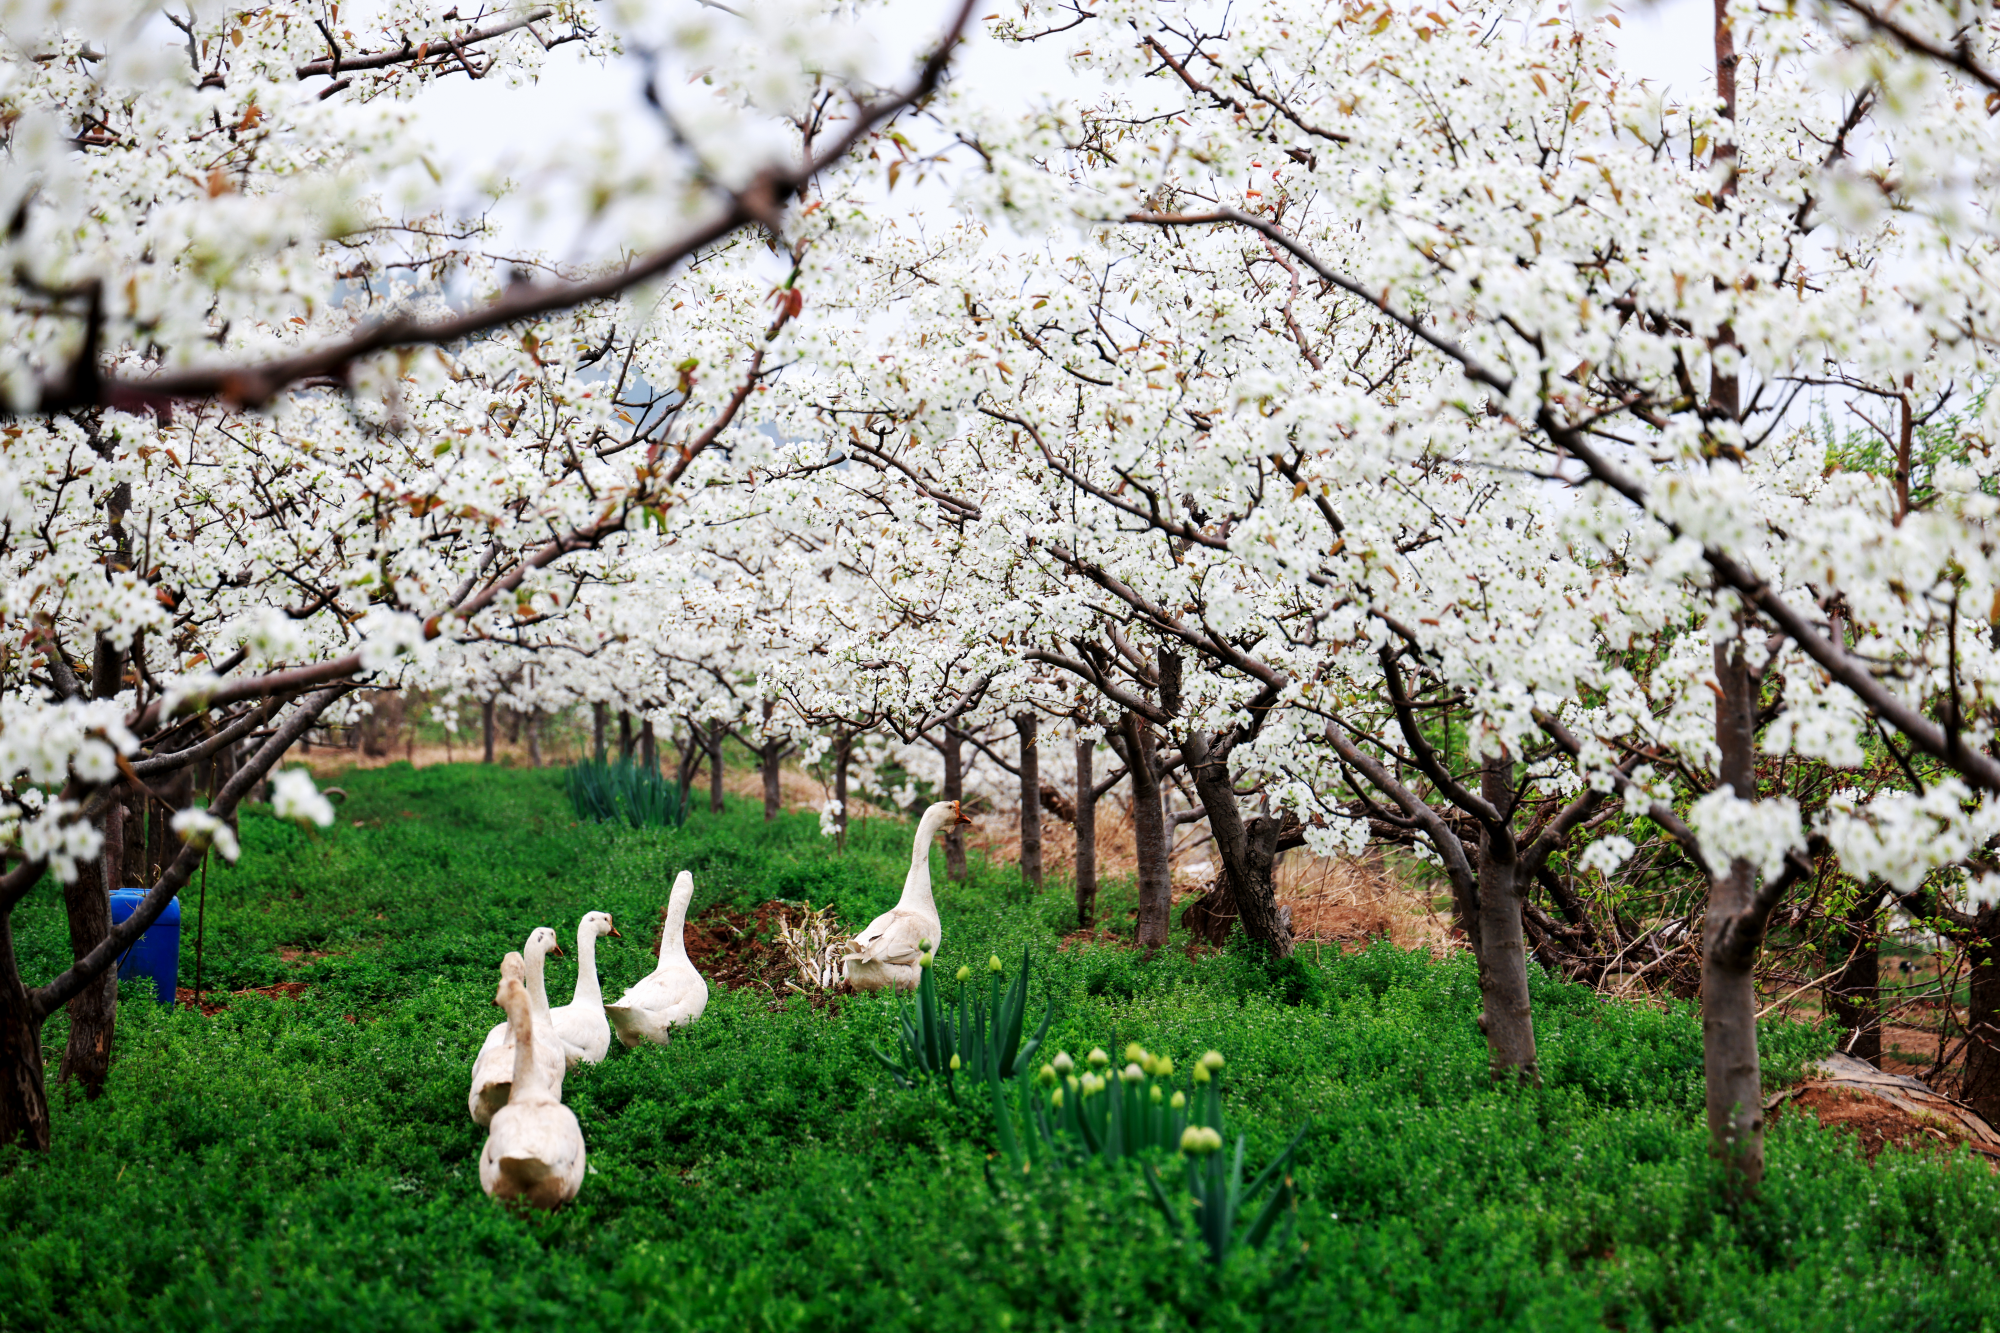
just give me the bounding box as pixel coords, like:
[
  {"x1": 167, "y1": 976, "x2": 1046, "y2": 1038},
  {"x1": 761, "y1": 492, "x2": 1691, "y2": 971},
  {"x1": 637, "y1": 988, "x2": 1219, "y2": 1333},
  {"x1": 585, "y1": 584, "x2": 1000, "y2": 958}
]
[
  {"x1": 507, "y1": 996, "x2": 557, "y2": 1105},
  {"x1": 525, "y1": 945, "x2": 552, "y2": 1020},
  {"x1": 572, "y1": 927, "x2": 602, "y2": 1007},
  {"x1": 661, "y1": 877, "x2": 695, "y2": 965}
]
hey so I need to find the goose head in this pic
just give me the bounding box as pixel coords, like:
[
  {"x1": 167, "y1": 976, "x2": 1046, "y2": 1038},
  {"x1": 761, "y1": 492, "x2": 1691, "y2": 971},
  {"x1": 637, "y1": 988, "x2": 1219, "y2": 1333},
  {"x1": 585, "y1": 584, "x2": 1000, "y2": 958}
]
[
  {"x1": 580, "y1": 911, "x2": 621, "y2": 940},
  {"x1": 918, "y1": 800, "x2": 973, "y2": 837},
  {"x1": 494, "y1": 951, "x2": 527, "y2": 1008},
  {"x1": 526, "y1": 925, "x2": 564, "y2": 960}
]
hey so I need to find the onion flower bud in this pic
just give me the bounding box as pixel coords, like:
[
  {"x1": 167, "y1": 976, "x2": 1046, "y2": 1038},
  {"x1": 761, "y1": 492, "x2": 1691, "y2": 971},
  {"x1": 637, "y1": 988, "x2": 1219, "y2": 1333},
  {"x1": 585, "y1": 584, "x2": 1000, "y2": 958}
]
[{"x1": 1180, "y1": 1125, "x2": 1223, "y2": 1155}]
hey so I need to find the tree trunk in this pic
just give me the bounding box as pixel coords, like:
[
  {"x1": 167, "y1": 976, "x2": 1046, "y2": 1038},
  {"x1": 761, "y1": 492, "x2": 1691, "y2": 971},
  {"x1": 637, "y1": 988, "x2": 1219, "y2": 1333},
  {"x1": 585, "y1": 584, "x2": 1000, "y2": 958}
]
[
  {"x1": 1016, "y1": 714, "x2": 1042, "y2": 890},
  {"x1": 941, "y1": 726, "x2": 968, "y2": 882},
  {"x1": 620, "y1": 711, "x2": 635, "y2": 764},
  {"x1": 0, "y1": 915, "x2": 50, "y2": 1151},
  {"x1": 1180, "y1": 729, "x2": 1293, "y2": 955},
  {"x1": 57, "y1": 840, "x2": 118, "y2": 1097},
  {"x1": 1960, "y1": 913, "x2": 2000, "y2": 1125},
  {"x1": 593, "y1": 702, "x2": 607, "y2": 763},
  {"x1": 708, "y1": 721, "x2": 726, "y2": 814},
  {"x1": 1475, "y1": 756, "x2": 1537, "y2": 1083},
  {"x1": 526, "y1": 709, "x2": 542, "y2": 769},
  {"x1": 482, "y1": 697, "x2": 496, "y2": 763},
  {"x1": 62, "y1": 630, "x2": 128, "y2": 1093},
  {"x1": 676, "y1": 723, "x2": 702, "y2": 815},
  {"x1": 758, "y1": 701, "x2": 782, "y2": 822},
  {"x1": 1124, "y1": 713, "x2": 1171, "y2": 949},
  {"x1": 641, "y1": 718, "x2": 656, "y2": 775},
  {"x1": 1075, "y1": 733, "x2": 1096, "y2": 928},
  {"x1": 1703, "y1": 638, "x2": 1767, "y2": 1188},
  {"x1": 1828, "y1": 888, "x2": 1888, "y2": 1067},
  {"x1": 833, "y1": 730, "x2": 853, "y2": 851}
]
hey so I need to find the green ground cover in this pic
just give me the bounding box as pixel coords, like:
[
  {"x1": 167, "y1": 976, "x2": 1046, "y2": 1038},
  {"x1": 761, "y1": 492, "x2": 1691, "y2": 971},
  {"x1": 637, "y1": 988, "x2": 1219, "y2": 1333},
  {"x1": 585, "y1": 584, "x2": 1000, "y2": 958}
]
[{"x1": 3, "y1": 764, "x2": 1997, "y2": 1332}]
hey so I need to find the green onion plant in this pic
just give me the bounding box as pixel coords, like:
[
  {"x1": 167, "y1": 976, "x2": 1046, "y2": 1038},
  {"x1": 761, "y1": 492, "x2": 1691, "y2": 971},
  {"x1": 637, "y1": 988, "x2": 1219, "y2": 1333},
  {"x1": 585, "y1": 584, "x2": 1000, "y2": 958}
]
[{"x1": 565, "y1": 758, "x2": 689, "y2": 830}]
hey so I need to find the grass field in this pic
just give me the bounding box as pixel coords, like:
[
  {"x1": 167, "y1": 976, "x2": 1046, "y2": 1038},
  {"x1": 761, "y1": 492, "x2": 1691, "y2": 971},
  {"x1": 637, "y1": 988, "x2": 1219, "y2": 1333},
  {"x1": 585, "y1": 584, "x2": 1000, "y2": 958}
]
[{"x1": 4, "y1": 763, "x2": 1998, "y2": 1332}]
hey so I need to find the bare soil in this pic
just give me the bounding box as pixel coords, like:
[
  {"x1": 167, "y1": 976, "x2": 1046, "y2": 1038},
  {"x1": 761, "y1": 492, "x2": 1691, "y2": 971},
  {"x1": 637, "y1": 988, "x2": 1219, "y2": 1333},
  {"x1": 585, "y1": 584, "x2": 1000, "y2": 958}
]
[
  {"x1": 662, "y1": 900, "x2": 850, "y2": 1014},
  {"x1": 1775, "y1": 1085, "x2": 1998, "y2": 1164},
  {"x1": 176, "y1": 979, "x2": 311, "y2": 1017}
]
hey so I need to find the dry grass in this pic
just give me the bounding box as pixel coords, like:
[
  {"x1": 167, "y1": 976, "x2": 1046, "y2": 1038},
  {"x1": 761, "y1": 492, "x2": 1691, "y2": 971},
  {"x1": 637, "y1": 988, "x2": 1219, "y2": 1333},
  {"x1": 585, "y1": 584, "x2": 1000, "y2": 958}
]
[{"x1": 1274, "y1": 848, "x2": 1456, "y2": 957}]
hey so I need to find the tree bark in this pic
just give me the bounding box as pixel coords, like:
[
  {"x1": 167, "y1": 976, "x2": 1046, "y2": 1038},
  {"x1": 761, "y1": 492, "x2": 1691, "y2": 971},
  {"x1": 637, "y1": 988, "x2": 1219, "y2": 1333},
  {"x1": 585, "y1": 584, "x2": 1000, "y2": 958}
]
[
  {"x1": 1828, "y1": 887, "x2": 1888, "y2": 1067},
  {"x1": 757, "y1": 702, "x2": 783, "y2": 822},
  {"x1": 620, "y1": 711, "x2": 635, "y2": 764},
  {"x1": 1123, "y1": 713, "x2": 1171, "y2": 949},
  {"x1": 676, "y1": 722, "x2": 702, "y2": 815},
  {"x1": 708, "y1": 721, "x2": 726, "y2": 814},
  {"x1": 1703, "y1": 637, "x2": 1767, "y2": 1188},
  {"x1": 0, "y1": 914, "x2": 49, "y2": 1151},
  {"x1": 526, "y1": 708, "x2": 542, "y2": 769},
  {"x1": 1016, "y1": 714, "x2": 1042, "y2": 890},
  {"x1": 592, "y1": 702, "x2": 607, "y2": 763},
  {"x1": 57, "y1": 841, "x2": 117, "y2": 1097},
  {"x1": 1960, "y1": 915, "x2": 2000, "y2": 1125},
  {"x1": 62, "y1": 630, "x2": 127, "y2": 1095},
  {"x1": 1075, "y1": 733, "x2": 1096, "y2": 928},
  {"x1": 641, "y1": 718, "x2": 656, "y2": 775},
  {"x1": 1475, "y1": 755, "x2": 1537, "y2": 1083},
  {"x1": 482, "y1": 697, "x2": 496, "y2": 764},
  {"x1": 941, "y1": 726, "x2": 968, "y2": 881},
  {"x1": 833, "y1": 729, "x2": 853, "y2": 851},
  {"x1": 1180, "y1": 729, "x2": 1293, "y2": 956}
]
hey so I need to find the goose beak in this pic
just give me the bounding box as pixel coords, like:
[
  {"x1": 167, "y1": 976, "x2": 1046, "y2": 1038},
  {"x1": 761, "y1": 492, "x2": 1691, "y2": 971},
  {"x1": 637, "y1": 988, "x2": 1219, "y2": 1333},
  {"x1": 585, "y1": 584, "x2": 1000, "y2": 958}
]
[
  {"x1": 550, "y1": 942, "x2": 566, "y2": 958},
  {"x1": 954, "y1": 801, "x2": 973, "y2": 826},
  {"x1": 608, "y1": 922, "x2": 623, "y2": 938}
]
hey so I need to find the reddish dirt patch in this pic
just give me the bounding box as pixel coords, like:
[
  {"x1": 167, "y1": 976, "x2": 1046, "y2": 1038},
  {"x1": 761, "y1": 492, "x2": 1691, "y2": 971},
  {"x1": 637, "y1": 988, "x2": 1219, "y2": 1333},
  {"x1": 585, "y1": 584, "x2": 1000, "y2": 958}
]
[
  {"x1": 664, "y1": 900, "x2": 846, "y2": 1012},
  {"x1": 1059, "y1": 926, "x2": 1136, "y2": 952},
  {"x1": 276, "y1": 946, "x2": 336, "y2": 964},
  {"x1": 175, "y1": 980, "x2": 310, "y2": 1016},
  {"x1": 1774, "y1": 1085, "x2": 1999, "y2": 1164}
]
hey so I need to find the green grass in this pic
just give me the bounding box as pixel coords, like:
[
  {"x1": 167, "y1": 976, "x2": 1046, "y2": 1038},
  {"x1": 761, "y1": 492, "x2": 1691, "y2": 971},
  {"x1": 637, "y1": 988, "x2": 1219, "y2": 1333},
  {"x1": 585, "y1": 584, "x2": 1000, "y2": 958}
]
[{"x1": 3, "y1": 764, "x2": 1997, "y2": 1331}]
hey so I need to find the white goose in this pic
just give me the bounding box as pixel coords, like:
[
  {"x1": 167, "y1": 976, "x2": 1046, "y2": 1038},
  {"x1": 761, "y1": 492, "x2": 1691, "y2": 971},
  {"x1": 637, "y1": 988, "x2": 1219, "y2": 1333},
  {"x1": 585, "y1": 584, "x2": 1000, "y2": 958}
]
[
  {"x1": 550, "y1": 911, "x2": 620, "y2": 1068},
  {"x1": 468, "y1": 926, "x2": 566, "y2": 1126},
  {"x1": 843, "y1": 800, "x2": 970, "y2": 993},
  {"x1": 605, "y1": 871, "x2": 709, "y2": 1048},
  {"x1": 479, "y1": 952, "x2": 587, "y2": 1210}
]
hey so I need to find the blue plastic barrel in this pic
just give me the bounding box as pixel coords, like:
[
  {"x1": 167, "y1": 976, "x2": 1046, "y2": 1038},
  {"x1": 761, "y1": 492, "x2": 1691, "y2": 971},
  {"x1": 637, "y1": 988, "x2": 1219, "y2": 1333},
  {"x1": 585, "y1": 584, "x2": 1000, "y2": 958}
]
[{"x1": 108, "y1": 889, "x2": 181, "y2": 1006}]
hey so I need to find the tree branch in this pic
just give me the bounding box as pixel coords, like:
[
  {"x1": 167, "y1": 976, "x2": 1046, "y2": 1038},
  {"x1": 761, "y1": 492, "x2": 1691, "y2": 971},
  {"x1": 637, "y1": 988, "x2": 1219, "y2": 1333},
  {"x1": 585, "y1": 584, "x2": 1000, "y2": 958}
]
[{"x1": 24, "y1": 0, "x2": 978, "y2": 415}]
